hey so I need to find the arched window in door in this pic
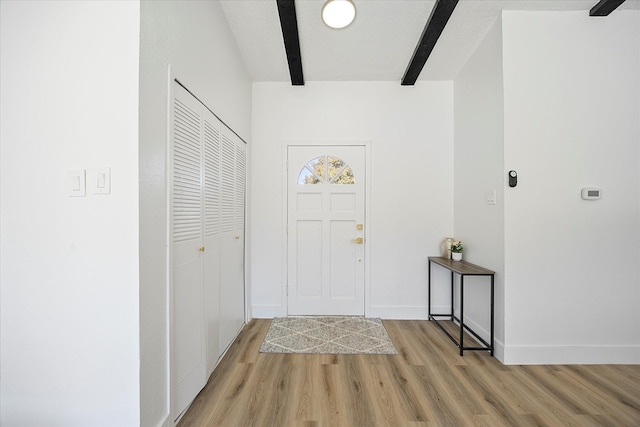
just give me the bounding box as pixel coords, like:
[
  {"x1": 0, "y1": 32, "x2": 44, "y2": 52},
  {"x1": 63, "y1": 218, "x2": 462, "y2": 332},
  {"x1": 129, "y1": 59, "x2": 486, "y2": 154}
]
[{"x1": 297, "y1": 156, "x2": 355, "y2": 185}]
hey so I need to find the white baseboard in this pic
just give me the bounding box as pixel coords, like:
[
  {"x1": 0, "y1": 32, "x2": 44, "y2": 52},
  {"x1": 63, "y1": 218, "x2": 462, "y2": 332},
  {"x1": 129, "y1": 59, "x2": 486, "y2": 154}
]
[
  {"x1": 502, "y1": 344, "x2": 640, "y2": 365},
  {"x1": 458, "y1": 315, "x2": 491, "y2": 343},
  {"x1": 425, "y1": 305, "x2": 453, "y2": 317},
  {"x1": 369, "y1": 306, "x2": 430, "y2": 319},
  {"x1": 427, "y1": 309, "x2": 498, "y2": 359},
  {"x1": 254, "y1": 305, "x2": 439, "y2": 320},
  {"x1": 157, "y1": 414, "x2": 170, "y2": 427},
  {"x1": 251, "y1": 305, "x2": 286, "y2": 319},
  {"x1": 426, "y1": 317, "x2": 639, "y2": 365}
]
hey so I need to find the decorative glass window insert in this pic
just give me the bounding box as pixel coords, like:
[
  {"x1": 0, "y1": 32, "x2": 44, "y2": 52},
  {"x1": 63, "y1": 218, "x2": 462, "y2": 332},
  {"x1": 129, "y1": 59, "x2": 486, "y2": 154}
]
[
  {"x1": 327, "y1": 157, "x2": 345, "y2": 181},
  {"x1": 297, "y1": 156, "x2": 355, "y2": 184},
  {"x1": 298, "y1": 166, "x2": 321, "y2": 184}
]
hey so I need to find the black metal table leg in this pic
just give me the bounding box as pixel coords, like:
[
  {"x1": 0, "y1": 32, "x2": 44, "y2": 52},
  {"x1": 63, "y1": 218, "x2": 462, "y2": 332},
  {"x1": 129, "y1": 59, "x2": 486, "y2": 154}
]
[
  {"x1": 450, "y1": 271, "x2": 454, "y2": 320},
  {"x1": 428, "y1": 260, "x2": 432, "y2": 319},
  {"x1": 490, "y1": 274, "x2": 494, "y2": 356},
  {"x1": 460, "y1": 274, "x2": 464, "y2": 356}
]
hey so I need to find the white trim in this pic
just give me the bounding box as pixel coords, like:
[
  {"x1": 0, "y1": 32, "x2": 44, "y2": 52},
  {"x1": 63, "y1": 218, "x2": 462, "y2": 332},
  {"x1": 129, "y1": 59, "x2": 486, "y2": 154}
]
[
  {"x1": 165, "y1": 64, "x2": 175, "y2": 425},
  {"x1": 282, "y1": 140, "x2": 372, "y2": 317},
  {"x1": 459, "y1": 314, "x2": 491, "y2": 345},
  {"x1": 369, "y1": 306, "x2": 430, "y2": 320},
  {"x1": 428, "y1": 305, "x2": 453, "y2": 315},
  {"x1": 493, "y1": 338, "x2": 505, "y2": 363},
  {"x1": 502, "y1": 344, "x2": 640, "y2": 365},
  {"x1": 157, "y1": 414, "x2": 171, "y2": 427},
  {"x1": 251, "y1": 305, "x2": 287, "y2": 319},
  {"x1": 368, "y1": 305, "x2": 490, "y2": 322},
  {"x1": 281, "y1": 144, "x2": 288, "y2": 316},
  {"x1": 363, "y1": 143, "x2": 372, "y2": 318}
]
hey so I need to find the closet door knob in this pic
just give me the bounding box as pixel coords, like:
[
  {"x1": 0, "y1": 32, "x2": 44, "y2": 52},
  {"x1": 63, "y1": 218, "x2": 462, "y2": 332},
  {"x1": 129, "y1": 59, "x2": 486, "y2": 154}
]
[{"x1": 199, "y1": 247, "x2": 205, "y2": 252}]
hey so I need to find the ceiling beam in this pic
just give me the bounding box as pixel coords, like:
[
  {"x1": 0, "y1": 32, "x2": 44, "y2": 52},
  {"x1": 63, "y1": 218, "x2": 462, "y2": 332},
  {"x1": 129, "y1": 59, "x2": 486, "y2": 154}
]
[
  {"x1": 276, "y1": 0, "x2": 304, "y2": 86},
  {"x1": 590, "y1": 0, "x2": 626, "y2": 16},
  {"x1": 401, "y1": 0, "x2": 459, "y2": 86}
]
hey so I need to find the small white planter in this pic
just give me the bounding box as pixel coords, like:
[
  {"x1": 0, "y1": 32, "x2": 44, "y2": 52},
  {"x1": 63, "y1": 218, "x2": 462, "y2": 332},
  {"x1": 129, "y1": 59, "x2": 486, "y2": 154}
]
[{"x1": 452, "y1": 252, "x2": 462, "y2": 261}]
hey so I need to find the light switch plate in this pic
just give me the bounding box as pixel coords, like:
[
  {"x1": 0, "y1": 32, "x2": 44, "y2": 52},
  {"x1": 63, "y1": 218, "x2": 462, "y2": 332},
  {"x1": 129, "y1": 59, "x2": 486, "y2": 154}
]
[
  {"x1": 69, "y1": 169, "x2": 86, "y2": 197},
  {"x1": 91, "y1": 167, "x2": 111, "y2": 194},
  {"x1": 485, "y1": 189, "x2": 497, "y2": 205}
]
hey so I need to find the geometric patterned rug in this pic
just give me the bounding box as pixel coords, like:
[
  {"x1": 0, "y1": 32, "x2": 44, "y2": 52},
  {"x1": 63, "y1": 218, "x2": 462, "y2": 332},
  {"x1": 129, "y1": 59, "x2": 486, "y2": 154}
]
[{"x1": 259, "y1": 316, "x2": 398, "y2": 355}]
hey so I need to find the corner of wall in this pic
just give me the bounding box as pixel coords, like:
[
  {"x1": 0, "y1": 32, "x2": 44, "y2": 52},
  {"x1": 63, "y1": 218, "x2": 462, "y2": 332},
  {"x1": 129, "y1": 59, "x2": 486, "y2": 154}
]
[{"x1": 453, "y1": 13, "x2": 506, "y2": 349}]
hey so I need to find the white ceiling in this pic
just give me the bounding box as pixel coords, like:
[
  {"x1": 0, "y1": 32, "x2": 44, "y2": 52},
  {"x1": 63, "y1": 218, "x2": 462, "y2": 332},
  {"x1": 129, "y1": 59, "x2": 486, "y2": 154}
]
[{"x1": 220, "y1": 0, "x2": 640, "y2": 82}]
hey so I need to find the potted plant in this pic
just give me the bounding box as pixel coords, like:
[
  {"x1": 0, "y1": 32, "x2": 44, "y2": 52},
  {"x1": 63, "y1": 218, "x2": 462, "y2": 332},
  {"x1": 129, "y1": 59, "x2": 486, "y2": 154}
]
[{"x1": 450, "y1": 241, "x2": 463, "y2": 261}]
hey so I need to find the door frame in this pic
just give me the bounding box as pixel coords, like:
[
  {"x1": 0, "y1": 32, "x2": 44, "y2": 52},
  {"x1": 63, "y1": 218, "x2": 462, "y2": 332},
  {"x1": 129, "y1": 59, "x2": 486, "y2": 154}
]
[{"x1": 282, "y1": 141, "x2": 372, "y2": 317}]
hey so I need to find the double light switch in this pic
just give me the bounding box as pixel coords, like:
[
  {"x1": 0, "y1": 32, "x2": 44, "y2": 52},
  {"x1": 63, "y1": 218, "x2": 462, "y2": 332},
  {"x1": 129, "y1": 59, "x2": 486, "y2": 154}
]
[{"x1": 69, "y1": 167, "x2": 111, "y2": 197}]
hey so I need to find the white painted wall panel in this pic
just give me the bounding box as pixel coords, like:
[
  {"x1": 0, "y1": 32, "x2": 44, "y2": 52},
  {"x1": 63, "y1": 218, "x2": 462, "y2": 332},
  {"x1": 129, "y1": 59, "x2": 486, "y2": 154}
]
[
  {"x1": 453, "y1": 16, "x2": 505, "y2": 359},
  {"x1": 502, "y1": 11, "x2": 640, "y2": 364},
  {"x1": 0, "y1": 1, "x2": 140, "y2": 424},
  {"x1": 251, "y1": 82, "x2": 454, "y2": 319}
]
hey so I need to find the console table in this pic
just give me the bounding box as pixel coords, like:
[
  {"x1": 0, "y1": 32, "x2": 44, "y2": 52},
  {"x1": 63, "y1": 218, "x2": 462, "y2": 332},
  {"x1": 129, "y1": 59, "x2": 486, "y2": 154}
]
[{"x1": 428, "y1": 256, "x2": 494, "y2": 356}]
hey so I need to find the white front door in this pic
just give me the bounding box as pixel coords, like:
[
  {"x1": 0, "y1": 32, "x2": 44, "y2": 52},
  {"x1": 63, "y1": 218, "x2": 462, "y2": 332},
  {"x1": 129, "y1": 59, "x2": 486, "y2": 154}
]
[{"x1": 287, "y1": 145, "x2": 366, "y2": 315}]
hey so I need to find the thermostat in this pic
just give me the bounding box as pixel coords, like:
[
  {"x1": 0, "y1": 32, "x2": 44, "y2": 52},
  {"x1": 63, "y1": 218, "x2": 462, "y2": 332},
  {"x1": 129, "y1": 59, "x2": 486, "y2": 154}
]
[{"x1": 581, "y1": 188, "x2": 601, "y2": 200}]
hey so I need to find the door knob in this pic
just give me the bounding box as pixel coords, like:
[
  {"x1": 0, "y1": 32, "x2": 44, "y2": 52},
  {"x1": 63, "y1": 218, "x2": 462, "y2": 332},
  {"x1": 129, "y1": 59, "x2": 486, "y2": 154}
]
[
  {"x1": 199, "y1": 247, "x2": 205, "y2": 252},
  {"x1": 351, "y1": 237, "x2": 364, "y2": 244}
]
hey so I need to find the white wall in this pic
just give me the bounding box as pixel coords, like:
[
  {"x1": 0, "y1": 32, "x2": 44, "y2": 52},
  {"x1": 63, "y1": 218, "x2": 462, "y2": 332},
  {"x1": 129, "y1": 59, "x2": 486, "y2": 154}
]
[
  {"x1": 453, "y1": 17, "x2": 505, "y2": 357},
  {"x1": 0, "y1": 1, "x2": 140, "y2": 425},
  {"x1": 251, "y1": 82, "x2": 454, "y2": 319},
  {"x1": 139, "y1": 1, "x2": 252, "y2": 425},
  {"x1": 502, "y1": 11, "x2": 640, "y2": 364}
]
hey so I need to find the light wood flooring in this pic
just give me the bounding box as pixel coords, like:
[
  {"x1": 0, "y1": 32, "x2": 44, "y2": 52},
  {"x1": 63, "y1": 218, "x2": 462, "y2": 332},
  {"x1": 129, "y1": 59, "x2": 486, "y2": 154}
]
[{"x1": 178, "y1": 319, "x2": 640, "y2": 426}]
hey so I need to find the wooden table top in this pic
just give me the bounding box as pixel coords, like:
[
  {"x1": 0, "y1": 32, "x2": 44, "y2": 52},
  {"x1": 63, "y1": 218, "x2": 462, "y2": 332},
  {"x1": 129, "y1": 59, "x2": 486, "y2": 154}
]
[{"x1": 428, "y1": 256, "x2": 495, "y2": 276}]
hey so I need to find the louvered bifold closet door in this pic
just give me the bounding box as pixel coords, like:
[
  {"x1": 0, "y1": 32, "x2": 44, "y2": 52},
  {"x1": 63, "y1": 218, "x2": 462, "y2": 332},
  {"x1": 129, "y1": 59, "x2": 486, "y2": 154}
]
[
  {"x1": 170, "y1": 82, "x2": 246, "y2": 419},
  {"x1": 202, "y1": 112, "x2": 222, "y2": 376},
  {"x1": 171, "y1": 84, "x2": 206, "y2": 418},
  {"x1": 219, "y1": 128, "x2": 246, "y2": 353},
  {"x1": 235, "y1": 142, "x2": 246, "y2": 233}
]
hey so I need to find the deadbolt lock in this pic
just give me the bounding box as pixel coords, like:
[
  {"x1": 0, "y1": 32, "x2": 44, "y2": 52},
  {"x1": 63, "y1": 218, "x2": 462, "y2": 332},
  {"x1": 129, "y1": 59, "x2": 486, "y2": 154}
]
[{"x1": 356, "y1": 224, "x2": 363, "y2": 230}]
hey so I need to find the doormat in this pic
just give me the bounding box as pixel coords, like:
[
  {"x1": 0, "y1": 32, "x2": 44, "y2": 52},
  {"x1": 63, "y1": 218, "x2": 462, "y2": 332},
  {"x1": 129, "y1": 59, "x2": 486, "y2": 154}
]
[{"x1": 259, "y1": 316, "x2": 398, "y2": 355}]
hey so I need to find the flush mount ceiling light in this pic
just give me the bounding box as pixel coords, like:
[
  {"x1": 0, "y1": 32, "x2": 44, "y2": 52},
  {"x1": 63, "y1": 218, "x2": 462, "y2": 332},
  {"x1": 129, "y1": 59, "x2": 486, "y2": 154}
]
[{"x1": 322, "y1": 0, "x2": 356, "y2": 29}]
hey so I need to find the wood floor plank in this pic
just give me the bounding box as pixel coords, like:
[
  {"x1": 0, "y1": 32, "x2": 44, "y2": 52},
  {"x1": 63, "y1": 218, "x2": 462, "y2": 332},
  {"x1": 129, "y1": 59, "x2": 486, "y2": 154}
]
[
  {"x1": 380, "y1": 353, "x2": 431, "y2": 423},
  {"x1": 566, "y1": 364, "x2": 640, "y2": 415},
  {"x1": 382, "y1": 320, "x2": 425, "y2": 366},
  {"x1": 365, "y1": 362, "x2": 407, "y2": 425},
  {"x1": 319, "y1": 363, "x2": 350, "y2": 426},
  {"x1": 341, "y1": 356, "x2": 378, "y2": 426},
  {"x1": 409, "y1": 364, "x2": 478, "y2": 426},
  {"x1": 177, "y1": 319, "x2": 640, "y2": 427}
]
